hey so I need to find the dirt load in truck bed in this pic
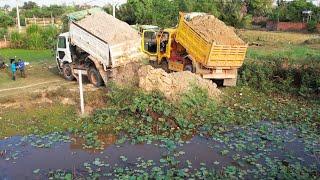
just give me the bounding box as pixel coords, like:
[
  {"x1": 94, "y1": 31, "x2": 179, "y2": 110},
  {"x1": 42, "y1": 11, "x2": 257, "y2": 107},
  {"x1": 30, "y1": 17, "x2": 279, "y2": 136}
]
[
  {"x1": 77, "y1": 12, "x2": 140, "y2": 45},
  {"x1": 188, "y1": 15, "x2": 245, "y2": 45}
]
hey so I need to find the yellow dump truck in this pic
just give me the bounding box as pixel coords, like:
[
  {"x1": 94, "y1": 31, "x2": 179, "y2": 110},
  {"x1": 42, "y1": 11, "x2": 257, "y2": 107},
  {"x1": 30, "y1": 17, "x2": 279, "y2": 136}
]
[{"x1": 141, "y1": 12, "x2": 248, "y2": 86}]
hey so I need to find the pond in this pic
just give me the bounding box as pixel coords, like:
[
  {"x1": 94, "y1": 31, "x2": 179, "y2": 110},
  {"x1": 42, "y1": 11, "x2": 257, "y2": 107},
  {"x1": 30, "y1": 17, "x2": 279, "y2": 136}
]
[{"x1": 0, "y1": 121, "x2": 319, "y2": 179}]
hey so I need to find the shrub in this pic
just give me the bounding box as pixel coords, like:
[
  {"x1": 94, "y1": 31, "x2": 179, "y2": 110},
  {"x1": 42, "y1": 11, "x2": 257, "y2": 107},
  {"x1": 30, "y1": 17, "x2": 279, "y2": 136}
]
[
  {"x1": 10, "y1": 24, "x2": 59, "y2": 50},
  {"x1": 26, "y1": 24, "x2": 42, "y2": 34},
  {"x1": 25, "y1": 32, "x2": 45, "y2": 50},
  {"x1": 41, "y1": 25, "x2": 59, "y2": 49},
  {"x1": 239, "y1": 58, "x2": 320, "y2": 96},
  {"x1": 0, "y1": 12, "x2": 15, "y2": 28},
  {"x1": 0, "y1": 28, "x2": 8, "y2": 39},
  {"x1": 10, "y1": 31, "x2": 24, "y2": 48},
  {"x1": 307, "y1": 20, "x2": 318, "y2": 32}
]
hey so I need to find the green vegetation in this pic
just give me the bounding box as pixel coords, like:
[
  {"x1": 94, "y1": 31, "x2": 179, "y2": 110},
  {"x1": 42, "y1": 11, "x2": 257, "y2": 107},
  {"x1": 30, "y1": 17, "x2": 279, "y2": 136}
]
[
  {"x1": 0, "y1": 48, "x2": 52, "y2": 62},
  {"x1": 0, "y1": 11, "x2": 14, "y2": 28},
  {"x1": 0, "y1": 104, "x2": 77, "y2": 139},
  {"x1": 271, "y1": 0, "x2": 320, "y2": 23},
  {"x1": 10, "y1": 25, "x2": 59, "y2": 50},
  {"x1": 247, "y1": 45, "x2": 320, "y2": 63},
  {"x1": 238, "y1": 30, "x2": 320, "y2": 97}
]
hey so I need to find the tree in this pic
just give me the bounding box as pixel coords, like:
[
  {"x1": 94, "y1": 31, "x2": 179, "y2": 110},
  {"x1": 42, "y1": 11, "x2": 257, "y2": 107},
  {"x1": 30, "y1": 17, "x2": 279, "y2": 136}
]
[
  {"x1": 22, "y1": 1, "x2": 38, "y2": 10},
  {"x1": 117, "y1": 3, "x2": 137, "y2": 25},
  {"x1": 245, "y1": 0, "x2": 273, "y2": 16},
  {"x1": 270, "y1": 0, "x2": 318, "y2": 22},
  {"x1": 0, "y1": 11, "x2": 15, "y2": 28},
  {"x1": 218, "y1": 0, "x2": 252, "y2": 28}
]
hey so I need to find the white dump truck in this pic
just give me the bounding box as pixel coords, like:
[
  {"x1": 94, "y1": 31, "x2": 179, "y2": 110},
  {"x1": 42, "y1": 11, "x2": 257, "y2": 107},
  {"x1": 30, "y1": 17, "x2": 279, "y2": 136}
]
[{"x1": 56, "y1": 8, "x2": 141, "y2": 86}]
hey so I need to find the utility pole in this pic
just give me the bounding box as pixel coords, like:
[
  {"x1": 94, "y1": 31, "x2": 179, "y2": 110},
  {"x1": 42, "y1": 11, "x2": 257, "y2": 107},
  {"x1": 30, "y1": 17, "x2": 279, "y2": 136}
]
[
  {"x1": 112, "y1": 3, "x2": 116, "y2": 17},
  {"x1": 16, "y1": 0, "x2": 21, "y2": 32}
]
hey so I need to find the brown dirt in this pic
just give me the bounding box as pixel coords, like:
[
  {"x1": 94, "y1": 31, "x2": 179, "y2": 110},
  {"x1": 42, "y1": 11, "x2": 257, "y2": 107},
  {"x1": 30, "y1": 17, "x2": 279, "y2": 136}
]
[
  {"x1": 138, "y1": 65, "x2": 221, "y2": 101},
  {"x1": 110, "y1": 62, "x2": 142, "y2": 87},
  {"x1": 77, "y1": 12, "x2": 140, "y2": 45},
  {"x1": 188, "y1": 15, "x2": 245, "y2": 45}
]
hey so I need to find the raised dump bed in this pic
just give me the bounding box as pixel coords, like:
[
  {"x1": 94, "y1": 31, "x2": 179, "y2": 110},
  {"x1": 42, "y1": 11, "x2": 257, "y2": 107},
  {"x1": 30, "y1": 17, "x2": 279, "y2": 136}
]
[{"x1": 176, "y1": 12, "x2": 248, "y2": 69}]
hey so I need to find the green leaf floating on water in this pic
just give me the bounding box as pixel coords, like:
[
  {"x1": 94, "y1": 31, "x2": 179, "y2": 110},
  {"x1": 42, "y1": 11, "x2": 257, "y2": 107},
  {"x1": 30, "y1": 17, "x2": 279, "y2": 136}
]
[
  {"x1": 120, "y1": 155, "x2": 128, "y2": 162},
  {"x1": 33, "y1": 169, "x2": 40, "y2": 174}
]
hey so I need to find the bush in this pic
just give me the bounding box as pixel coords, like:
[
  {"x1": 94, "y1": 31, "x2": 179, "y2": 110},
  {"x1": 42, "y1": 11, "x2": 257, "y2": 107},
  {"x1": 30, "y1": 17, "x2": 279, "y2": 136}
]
[
  {"x1": 9, "y1": 25, "x2": 59, "y2": 50},
  {"x1": 239, "y1": 58, "x2": 320, "y2": 96},
  {"x1": 41, "y1": 25, "x2": 59, "y2": 49},
  {"x1": 307, "y1": 20, "x2": 318, "y2": 32},
  {"x1": 0, "y1": 12, "x2": 15, "y2": 28},
  {"x1": 10, "y1": 31, "x2": 24, "y2": 48},
  {"x1": 0, "y1": 28, "x2": 8, "y2": 39},
  {"x1": 25, "y1": 32, "x2": 45, "y2": 50}
]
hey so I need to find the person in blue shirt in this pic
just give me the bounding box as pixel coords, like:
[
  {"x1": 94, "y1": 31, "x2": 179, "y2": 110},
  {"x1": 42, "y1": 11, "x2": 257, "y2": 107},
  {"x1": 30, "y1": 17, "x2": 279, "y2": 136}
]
[
  {"x1": 17, "y1": 59, "x2": 26, "y2": 78},
  {"x1": 10, "y1": 59, "x2": 16, "y2": 81}
]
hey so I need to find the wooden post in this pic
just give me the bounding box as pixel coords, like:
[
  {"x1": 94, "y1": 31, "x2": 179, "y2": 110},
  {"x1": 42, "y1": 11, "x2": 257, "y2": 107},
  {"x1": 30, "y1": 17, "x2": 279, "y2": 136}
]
[{"x1": 78, "y1": 70, "x2": 85, "y2": 115}]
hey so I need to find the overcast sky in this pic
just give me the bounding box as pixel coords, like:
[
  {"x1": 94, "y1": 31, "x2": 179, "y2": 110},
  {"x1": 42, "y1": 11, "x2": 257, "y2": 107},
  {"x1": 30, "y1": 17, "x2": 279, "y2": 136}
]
[
  {"x1": 0, "y1": 0, "x2": 319, "y2": 7},
  {"x1": 0, "y1": 0, "x2": 127, "y2": 7}
]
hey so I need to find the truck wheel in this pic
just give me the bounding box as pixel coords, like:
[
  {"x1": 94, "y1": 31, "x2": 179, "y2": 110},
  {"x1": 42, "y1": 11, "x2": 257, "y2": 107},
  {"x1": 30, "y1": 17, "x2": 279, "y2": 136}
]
[
  {"x1": 62, "y1": 63, "x2": 75, "y2": 81},
  {"x1": 161, "y1": 60, "x2": 169, "y2": 72},
  {"x1": 88, "y1": 67, "x2": 103, "y2": 87},
  {"x1": 223, "y1": 78, "x2": 237, "y2": 87},
  {"x1": 184, "y1": 64, "x2": 193, "y2": 72}
]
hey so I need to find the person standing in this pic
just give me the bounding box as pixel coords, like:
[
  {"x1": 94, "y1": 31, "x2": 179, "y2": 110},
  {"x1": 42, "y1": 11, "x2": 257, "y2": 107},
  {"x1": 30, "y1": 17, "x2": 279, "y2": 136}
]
[
  {"x1": 17, "y1": 59, "x2": 26, "y2": 78},
  {"x1": 10, "y1": 59, "x2": 16, "y2": 81}
]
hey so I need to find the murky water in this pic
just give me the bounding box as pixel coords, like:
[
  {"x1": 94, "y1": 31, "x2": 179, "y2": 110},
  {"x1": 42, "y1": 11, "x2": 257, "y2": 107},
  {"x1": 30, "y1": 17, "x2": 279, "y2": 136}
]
[{"x1": 0, "y1": 122, "x2": 319, "y2": 179}]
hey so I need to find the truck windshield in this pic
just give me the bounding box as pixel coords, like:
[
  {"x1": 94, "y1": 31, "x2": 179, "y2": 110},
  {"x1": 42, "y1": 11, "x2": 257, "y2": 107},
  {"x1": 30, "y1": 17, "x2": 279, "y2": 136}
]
[
  {"x1": 143, "y1": 31, "x2": 157, "y2": 53},
  {"x1": 58, "y1": 37, "x2": 66, "y2": 49}
]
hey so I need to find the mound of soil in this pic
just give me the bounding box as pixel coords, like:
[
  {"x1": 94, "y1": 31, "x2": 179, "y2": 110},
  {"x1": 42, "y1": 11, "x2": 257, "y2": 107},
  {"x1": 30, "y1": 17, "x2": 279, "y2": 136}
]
[
  {"x1": 110, "y1": 62, "x2": 142, "y2": 87},
  {"x1": 188, "y1": 15, "x2": 245, "y2": 45},
  {"x1": 77, "y1": 12, "x2": 140, "y2": 45},
  {"x1": 138, "y1": 65, "x2": 221, "y2": 101}
]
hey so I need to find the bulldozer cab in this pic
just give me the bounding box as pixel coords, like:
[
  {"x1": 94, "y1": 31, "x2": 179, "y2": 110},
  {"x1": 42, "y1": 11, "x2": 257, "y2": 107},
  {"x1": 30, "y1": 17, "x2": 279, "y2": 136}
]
[
  {"x1": 142, "y1": 30, "x2": 158, "y2": 56},
  {"x1": 142, "y1": 30, "x2": 174, "y2": 63}
]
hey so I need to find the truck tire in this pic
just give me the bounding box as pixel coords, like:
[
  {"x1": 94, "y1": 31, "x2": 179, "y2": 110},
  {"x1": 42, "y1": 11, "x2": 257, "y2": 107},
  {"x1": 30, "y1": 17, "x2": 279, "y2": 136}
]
[
  {"x1": 223, "y1": 78, "x2": 237, "y2": 87},
  {"x1": 88, "y1": 67, "x2": 103, "y2": 87},
  {"x1": 161, "y1": 60, "x2": 169, "y2": 72},
  {"x1": 62, "y1": 63, "x2": 75, "y2": 81},
  {"x1": 184, "y1": 64, "x2": 193, "y2": 72}
]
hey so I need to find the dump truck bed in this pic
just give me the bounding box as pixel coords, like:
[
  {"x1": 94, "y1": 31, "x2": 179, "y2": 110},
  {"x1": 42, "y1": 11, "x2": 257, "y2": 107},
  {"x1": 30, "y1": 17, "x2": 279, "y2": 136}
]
[
  {"x1": 69, "y1": 19, "x2": 141, "y2": 68},
  {"x1": 175, "y1": 13, "x2": 248, "y2": 68}
]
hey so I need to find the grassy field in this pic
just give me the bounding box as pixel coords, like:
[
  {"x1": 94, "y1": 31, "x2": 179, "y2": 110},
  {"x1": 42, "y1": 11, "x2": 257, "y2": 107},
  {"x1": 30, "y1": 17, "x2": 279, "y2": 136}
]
[
  {"x1": 0, "y1": 49, "x2": 62, "y2": 93},
  {"x1": 239, "y1": 30, "x2": 320, "y2": 63},
  {"x1": 0, "y1": 49, "x2": 53, "y2": 63}
]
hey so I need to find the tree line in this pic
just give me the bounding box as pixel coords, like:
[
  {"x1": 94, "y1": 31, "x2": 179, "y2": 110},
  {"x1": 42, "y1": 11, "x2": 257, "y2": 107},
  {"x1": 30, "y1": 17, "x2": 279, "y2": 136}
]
[
  {"x1": 1, "y1": 0, "x2": 319, "y2": 49},
  {"x1": 1, "y1": 0, "x2": 319, "y2": 28}
]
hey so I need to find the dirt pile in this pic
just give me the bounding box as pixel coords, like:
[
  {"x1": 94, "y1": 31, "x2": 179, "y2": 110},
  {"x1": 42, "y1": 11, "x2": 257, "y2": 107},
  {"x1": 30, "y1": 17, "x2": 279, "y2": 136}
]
[
  {"x1": 188, "y1": 15, "x2": 245, "y2": 45},
  {"x1": 77, "y1": 12, "x2": 140, "y2": 45},
  {"x1": 138, "y1": 65, "x2": 221, "y2": 101},
  {"x1": 110, "y1": 62, "x2": 142, "y2": 87}
]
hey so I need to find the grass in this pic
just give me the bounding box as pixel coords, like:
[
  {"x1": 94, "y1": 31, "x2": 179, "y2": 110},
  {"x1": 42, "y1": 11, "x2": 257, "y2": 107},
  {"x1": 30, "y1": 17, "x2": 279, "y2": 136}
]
[
  {"x1": 0, "y1": 48, "x2": 53, "y2": 63},
  {"x1": 0, "y1": 104, "x2": 78, "y2": 139},
  {"x1": 0, "y1": 48, "x2": 60, "y2": 92},
  {"x1": 239, "y1": 30, "x2": 320, "y2": 63},
  {"x1": 247, "y1": 45, "x2": 320, "y2": 63},
  {"x1": 238, "y1": 29, "x2": 317, "y2": 45}
]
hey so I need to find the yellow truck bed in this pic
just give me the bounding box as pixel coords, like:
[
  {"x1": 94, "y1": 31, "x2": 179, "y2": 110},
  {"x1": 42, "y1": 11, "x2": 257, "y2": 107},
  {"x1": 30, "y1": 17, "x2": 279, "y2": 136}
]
[{"x1": 175, "y1": 14, "x2": 248, "y2": 69}]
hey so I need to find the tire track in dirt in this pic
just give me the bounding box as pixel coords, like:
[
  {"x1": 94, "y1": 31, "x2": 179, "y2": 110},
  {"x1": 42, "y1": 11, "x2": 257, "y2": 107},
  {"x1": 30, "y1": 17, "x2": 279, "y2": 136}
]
[{"x1": 0, "y1": 80, "x2": 75, "y2": 98}]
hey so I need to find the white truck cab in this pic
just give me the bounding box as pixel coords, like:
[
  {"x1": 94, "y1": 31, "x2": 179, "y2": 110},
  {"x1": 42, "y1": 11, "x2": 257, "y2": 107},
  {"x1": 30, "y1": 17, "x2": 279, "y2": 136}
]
[{"x1": 56, "y1": 33, "x2": 75, "y2": 81}]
